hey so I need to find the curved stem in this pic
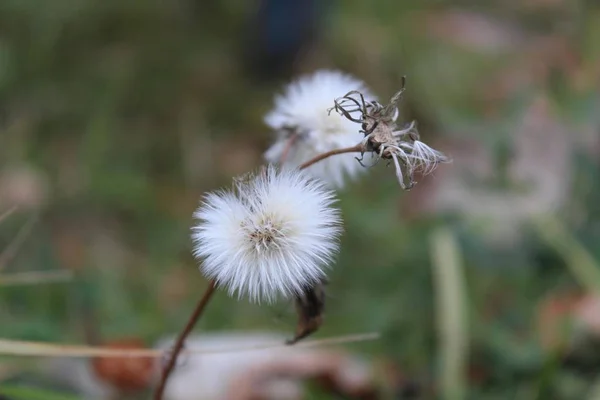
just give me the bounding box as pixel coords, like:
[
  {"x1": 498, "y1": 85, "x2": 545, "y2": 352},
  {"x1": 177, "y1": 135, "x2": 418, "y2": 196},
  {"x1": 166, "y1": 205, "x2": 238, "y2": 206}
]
[
  {"x1": 298, "y1": 143, "x2": 365, "y2": 171},
  {"x1": 153, "y1": 280, "x2": 217, "y2": 400}
]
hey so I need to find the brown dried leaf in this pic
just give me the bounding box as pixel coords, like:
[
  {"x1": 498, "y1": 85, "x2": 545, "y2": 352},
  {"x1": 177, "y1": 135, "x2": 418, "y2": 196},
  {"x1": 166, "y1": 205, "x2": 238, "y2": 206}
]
[
  {"x1": 225, "y1": 350, "x2": 376, "y2": 400},
  {"x1": 91, "y1": 338, "x2": 155, "y2": 393}
]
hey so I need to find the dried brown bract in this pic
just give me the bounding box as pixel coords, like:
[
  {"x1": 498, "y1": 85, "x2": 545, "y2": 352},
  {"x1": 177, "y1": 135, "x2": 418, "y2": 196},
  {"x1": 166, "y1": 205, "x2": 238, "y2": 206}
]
[
  {"x1": 329, "y1": 78, "x2": 451, "y2": 190},
  {"x1": 286, "y1": 279, "x2": 327, "y2": 345}
]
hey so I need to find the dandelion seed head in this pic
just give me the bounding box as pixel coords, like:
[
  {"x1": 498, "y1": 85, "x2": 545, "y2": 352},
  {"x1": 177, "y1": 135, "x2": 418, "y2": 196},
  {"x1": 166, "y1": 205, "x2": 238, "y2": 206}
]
[
  {"x1": 192, "y1": 166, "x2": 342, "y2": 303},
  {"x1": 264, "y1": 70, "x2": 376, "y2": 188}
]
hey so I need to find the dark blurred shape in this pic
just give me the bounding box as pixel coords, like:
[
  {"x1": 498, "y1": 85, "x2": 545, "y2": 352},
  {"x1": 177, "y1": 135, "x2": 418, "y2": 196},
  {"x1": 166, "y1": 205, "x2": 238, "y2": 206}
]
[
  {"x1": 286, "y1": 279, "x2": 327, "y2": 345},
  {"x1": 396, "y1": 381, "x2": 421, "y2": 399},
  {"x1": 315, "y1": 372, "x2": 381, "y2": 400},
  {"x1": 382, "y1": 361, "x2": 424, "y2": 400},
  {"x1": 243, "y1": 0, "x2": 329, "y2": 81}
]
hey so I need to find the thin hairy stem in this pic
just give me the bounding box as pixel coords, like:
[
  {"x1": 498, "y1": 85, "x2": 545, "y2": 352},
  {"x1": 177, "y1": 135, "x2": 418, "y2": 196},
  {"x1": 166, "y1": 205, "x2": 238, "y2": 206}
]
[
  {"x1": 154, "y1": 280, "x2": 217, "y2": 400},
  {"x1": 298, "y1": 143, "x2": 366, "y2": 171}
]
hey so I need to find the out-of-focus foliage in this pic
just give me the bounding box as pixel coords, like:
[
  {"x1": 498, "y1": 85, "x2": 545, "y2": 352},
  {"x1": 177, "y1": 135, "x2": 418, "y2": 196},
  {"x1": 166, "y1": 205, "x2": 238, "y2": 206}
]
[{"x1": 1, "y1": 0, "x2": 600, "y2": 398}]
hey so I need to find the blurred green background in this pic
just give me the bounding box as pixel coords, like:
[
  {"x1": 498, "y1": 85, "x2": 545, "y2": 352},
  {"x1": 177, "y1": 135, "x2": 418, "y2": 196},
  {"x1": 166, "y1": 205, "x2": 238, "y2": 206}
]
[{"x1": 1, "y1": 0, "x2": 600, "y2": 398}]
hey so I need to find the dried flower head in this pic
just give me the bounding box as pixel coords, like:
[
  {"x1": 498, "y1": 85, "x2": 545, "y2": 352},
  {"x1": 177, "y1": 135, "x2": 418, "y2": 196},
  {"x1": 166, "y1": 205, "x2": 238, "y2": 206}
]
[
  {"x1": 329, "y1": 78, "x2": 450, "y2": 189},
  {"x1": 264, "y1": 70, "x2": 376, "y2": 188},
  {"x1": 191, "y1": 166, "x2": 342, "y2": 303}
]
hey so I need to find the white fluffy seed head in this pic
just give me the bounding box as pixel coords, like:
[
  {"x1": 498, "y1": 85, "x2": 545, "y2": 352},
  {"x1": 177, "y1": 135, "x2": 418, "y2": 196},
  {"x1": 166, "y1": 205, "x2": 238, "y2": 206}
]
[
  {"x1": 191, "y1": 166, "x2": 342, "y2": 303},
  {"x1": 264, "y1": 70, "x2": 375, "y2": 188}
]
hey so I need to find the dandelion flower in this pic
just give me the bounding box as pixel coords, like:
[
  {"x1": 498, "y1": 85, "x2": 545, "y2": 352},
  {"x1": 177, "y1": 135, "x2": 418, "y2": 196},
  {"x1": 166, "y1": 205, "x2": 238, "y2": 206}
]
[
  {"x1": 191, "y1": 166, "x2": 342, "y2": 303},
  {"x1": 264, "y1": 70, "x2": 375, "y2": 188}
]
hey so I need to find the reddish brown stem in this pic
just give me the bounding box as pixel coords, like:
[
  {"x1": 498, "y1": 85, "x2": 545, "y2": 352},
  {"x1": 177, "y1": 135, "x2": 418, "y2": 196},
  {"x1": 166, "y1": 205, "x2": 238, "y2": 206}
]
[
  {"x1": 298, "y1": 143, "x2": 365, "y2": 171},
  {"x1": 153, "y1": 280, "x2": 217, "y2": 400}
]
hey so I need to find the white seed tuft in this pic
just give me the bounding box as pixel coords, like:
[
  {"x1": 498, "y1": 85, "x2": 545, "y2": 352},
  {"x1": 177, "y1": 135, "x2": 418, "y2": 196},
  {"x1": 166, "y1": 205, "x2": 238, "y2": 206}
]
[
  {"x1": 264, "y1": 70, "x2": 375, "y2": 188},
  {"x1": 191, "y1": 166, "x2": 342, "y2": 303}
]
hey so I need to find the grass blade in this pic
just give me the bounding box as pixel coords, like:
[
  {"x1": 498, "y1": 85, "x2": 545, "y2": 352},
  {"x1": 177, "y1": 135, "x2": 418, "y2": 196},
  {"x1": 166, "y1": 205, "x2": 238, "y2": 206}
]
[
  {"x1": 430, "y1": 227, "x2": 469, "y2": 400},
  {"x1": 0, "y1": 332, "x2": 380, "y2": 358}
]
